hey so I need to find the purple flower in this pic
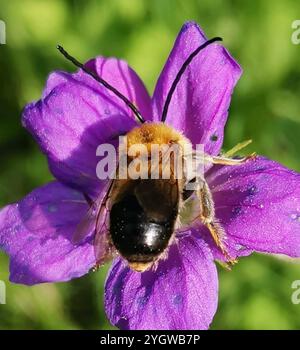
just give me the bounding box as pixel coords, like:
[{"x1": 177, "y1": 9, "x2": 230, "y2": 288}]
[{"x1": 1, "y1": 21, "x2": 300, "y2": 330}]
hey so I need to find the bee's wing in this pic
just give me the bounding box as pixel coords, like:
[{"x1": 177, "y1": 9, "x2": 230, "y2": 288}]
[
  {"x1": 72, "y1": 179, "x2": 116, "y2": 266},
  {"x1": 72, "y1": 182, "x2": 110, "y2": 244},
  {"x1": 72, "y1": 201, "x2": 99, "y2": 244},
  {"x1": 93, "y1": 180, "x2": 117, "y2": 265}
]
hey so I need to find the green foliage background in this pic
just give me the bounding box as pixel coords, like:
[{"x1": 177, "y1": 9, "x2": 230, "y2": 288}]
[{"x1": 0, "y1": 0, "x2": 300, "y2": 330}]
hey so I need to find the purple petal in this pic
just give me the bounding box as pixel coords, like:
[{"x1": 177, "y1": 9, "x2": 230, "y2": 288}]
[
  {"x1": 192, "y1": 227, "x2": 253, "y2": 262},
  {"x1": 22, "y1": 57, "x2": 152, "y2": 197},
  {"x1": 85, "y1": 58, "x2": 152, "y2": 121},
  {"x1": 0, "y1": 181, "x2": 97, "y2": 285},
  {"x1": 206, "y1": 156, "x2": 300, "y2": 257},
  {"x1": 152, "y1": 21, "x2": 242, "y2": 155},
  {"x1": 105, "y1": 236, "x2": 218, "y2": 330}
]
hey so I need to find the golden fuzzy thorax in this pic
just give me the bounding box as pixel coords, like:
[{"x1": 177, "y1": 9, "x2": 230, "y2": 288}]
[
  {"x1": 125, "y1": 122, "x2": 188, "y2": 152},
  {"x1": 120, "y1": 122, "x2": 192, "y2": 185}
]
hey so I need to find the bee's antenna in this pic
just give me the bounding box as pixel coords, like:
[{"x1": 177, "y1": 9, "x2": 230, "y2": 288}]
[
  {"x1": 161, "y1": 37, "x2": 223, "y2": 123},
  {"x1": 56, "y1": 45, "x2": 145, "y2": 124}
]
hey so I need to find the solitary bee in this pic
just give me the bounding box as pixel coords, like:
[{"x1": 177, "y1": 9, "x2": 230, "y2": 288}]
[{"x1": 58, "y1": 38, "x2": 254, "y2": 272}]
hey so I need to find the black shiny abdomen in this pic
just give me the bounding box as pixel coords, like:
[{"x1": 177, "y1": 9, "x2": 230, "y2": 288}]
[{"x1": 110, "y1": 195, "x2": 175, "y2": 263}]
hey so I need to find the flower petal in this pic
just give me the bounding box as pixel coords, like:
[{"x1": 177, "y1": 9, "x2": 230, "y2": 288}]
[
  {"x1": 152, "y1": 21, "x2": 242, "y2": 155},
  {"x1": 206, "y1": 156, "x2": 300, "y2": 257},
  {"x1": 22, "y1": 57, "x2": 151, "y2": 196},
  {"x1": 85, "y1": 58, "x2": 152, "y2": 121},
  {"x1": 0, "y1": 181, "x2": 97, "y2": 285},
  {"x1": 105, "y1": 236, "x2": 218, "y2": 330}
]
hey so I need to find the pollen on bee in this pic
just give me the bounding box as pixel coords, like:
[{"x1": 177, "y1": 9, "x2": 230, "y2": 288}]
[
  {"x1": 128, "y1": 261, "x2": 153, "y2": 272},
  {"x1": 122, "y1": 122, "x2": 192, "y2": 180},
  {"x1": 126, "y1": 122, "x2": 187, "y2": 153}
]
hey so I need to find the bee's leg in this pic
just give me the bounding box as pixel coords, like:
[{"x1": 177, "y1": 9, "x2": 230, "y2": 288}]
[
  {"x1": 197, "y1": 180, "x2": 237, "y2": 267},
  {"x1": 205, "y1": 152, "x2": 256, "y2": 166},
  {"x1": 92, "y1": 263, "x2": 101, "y2": 272}
]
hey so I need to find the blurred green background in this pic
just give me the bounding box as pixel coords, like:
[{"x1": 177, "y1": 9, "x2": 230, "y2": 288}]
[{"x1": 0, "y1": 0, "x2": 300, "y2": 330}]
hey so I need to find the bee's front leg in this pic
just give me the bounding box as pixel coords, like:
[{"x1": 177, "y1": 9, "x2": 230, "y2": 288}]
[
  {"x1": 205, "y1": 153, "x2": 256, "y2": 166},
  {"x1": 197, "y1": 179, "x2": 237, "y2": 267},
  {"x1": 203, "y1": 138, "x2": 256, "y2": 166}
]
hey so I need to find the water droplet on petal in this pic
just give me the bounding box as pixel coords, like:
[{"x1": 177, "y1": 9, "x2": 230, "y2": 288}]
[
  {"x1": 248, "y1": 185, "x2": 258, "y2": 196},
  {"x1": 47, "y1": 204, "x2": 58, "y2": 213},
  {"x1": 173, "y1": 294, "x2": 183, "y2": 306},
  {"x1": 12, "y1": 224, "x2": 21, "y2": 235},
  {"x1": 72, "y1": 190, "x2": 82, "y2": 199},
  {"x1": 210, "y1": 134, "x2": 218, "y2": 142},
  {"x1": 235, "y1": 243, "x2": 247, "y2": 251},
  {"x1": 290, "y1": 213, "x2": 300, "y2": 222},
  {"x1": 137, "y1": 296, "x2": 148, "y2": 308},
  {"x1": 232, "y1": 206, "x2": 242, "y2": 218}
]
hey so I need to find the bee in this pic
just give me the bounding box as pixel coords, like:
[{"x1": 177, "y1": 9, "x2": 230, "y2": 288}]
[
  {"x1": 109, "y1": 122, "x2": 189, "y2": 272},
  {"x1": 57, "y1": 38, "x2": 255, "y2": 272}
]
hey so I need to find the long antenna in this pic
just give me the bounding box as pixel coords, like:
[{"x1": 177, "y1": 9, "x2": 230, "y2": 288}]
[
  {"x1": 57, "y1": 45, "x2": 145, "y2": 124},
  {"x1": 161, "y1": 37, "x2": 223, "y2": 123}
]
